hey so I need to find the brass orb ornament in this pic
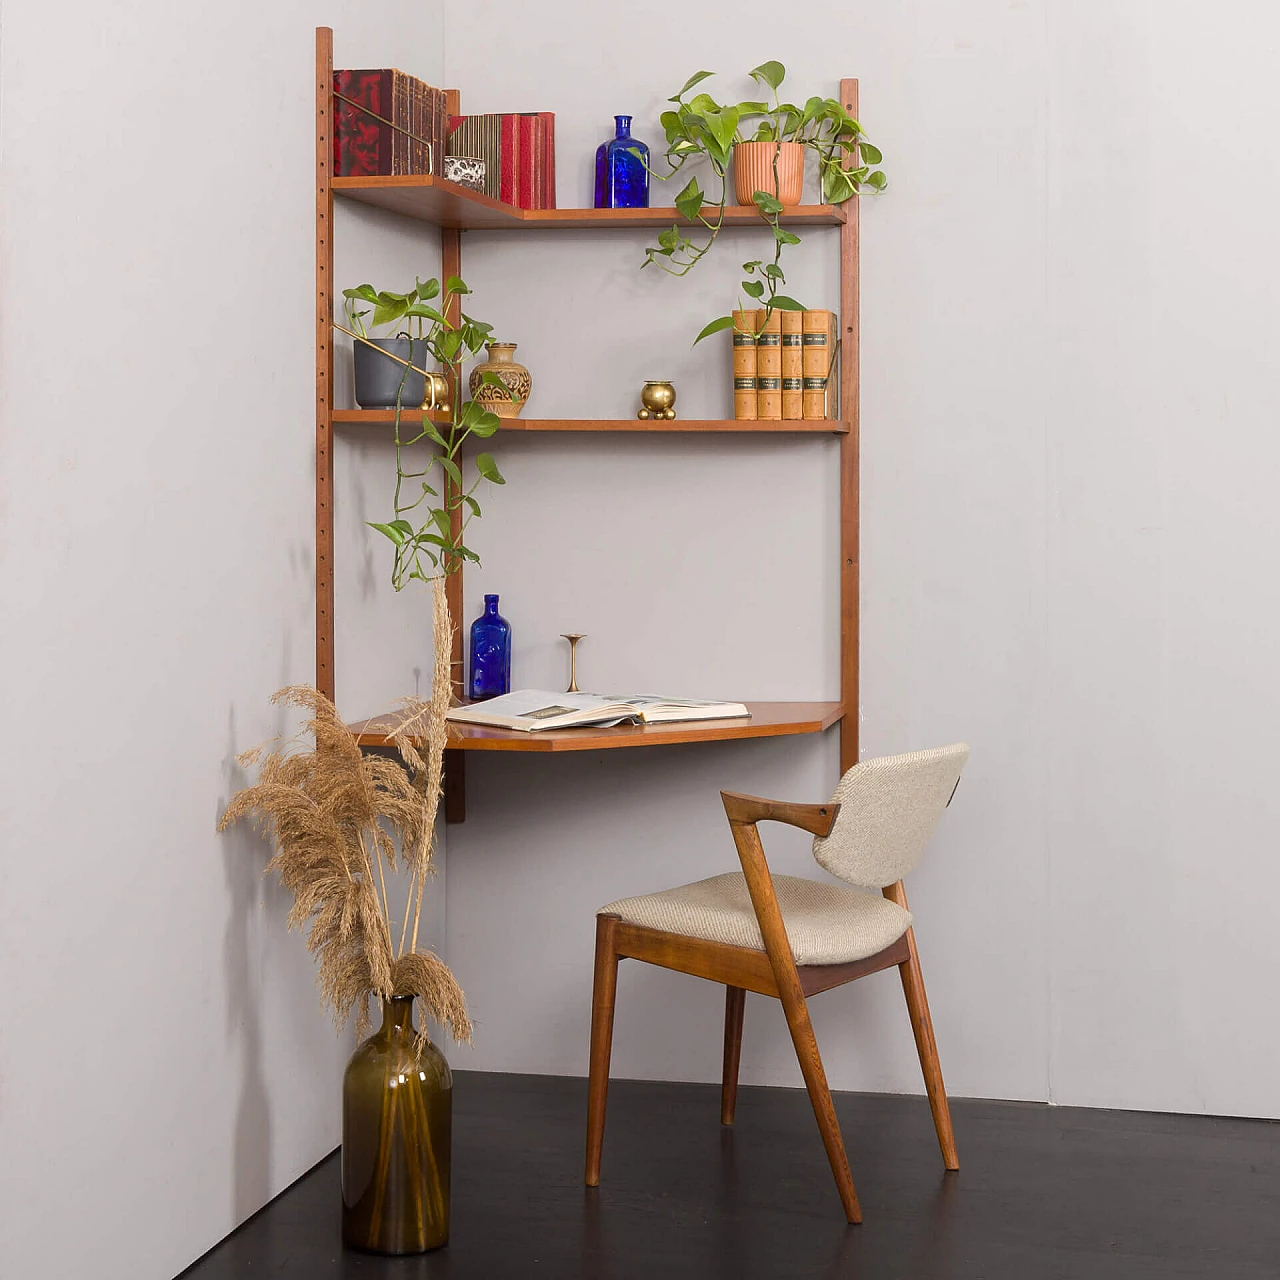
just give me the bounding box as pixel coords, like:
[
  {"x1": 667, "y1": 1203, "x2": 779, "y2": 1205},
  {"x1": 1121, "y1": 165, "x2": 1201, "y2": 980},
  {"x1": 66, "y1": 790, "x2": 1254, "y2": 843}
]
[
  {"x1": 423, "y1": 371, "x2": 451, "y2": 415},
  {"x1": 637, "y1": 380, "x2": 677, "y2": 420}
]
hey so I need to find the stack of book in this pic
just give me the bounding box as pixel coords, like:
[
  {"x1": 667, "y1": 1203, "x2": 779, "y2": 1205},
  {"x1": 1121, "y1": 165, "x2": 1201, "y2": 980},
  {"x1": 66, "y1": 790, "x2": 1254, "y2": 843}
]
[
  {"x1": 446, "y1": 113, "x2": 556, "y2": 209},
  {"x1": 732, "y1": 308, "x2": 838, "y2": 421},
  {"x1": 333, "y1": 68, "x2": 448, "y2": 177}
]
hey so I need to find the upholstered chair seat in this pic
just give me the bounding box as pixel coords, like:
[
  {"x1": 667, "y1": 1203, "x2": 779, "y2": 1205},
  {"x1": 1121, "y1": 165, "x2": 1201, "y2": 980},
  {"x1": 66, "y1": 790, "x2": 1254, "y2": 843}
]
[{"x1": 600, "y1": 872, "x2": 912, "y2": 967}]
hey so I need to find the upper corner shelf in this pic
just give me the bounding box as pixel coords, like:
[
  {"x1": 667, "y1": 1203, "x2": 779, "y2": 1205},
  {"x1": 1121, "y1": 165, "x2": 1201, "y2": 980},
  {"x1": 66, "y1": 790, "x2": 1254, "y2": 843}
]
[{"x1": 332, "y1": 174, "x2": 846, "y2": 231}]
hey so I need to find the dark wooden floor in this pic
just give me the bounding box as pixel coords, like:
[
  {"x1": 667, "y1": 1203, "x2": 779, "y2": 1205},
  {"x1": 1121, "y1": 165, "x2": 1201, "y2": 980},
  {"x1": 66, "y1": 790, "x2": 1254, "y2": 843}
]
[{"x1": 181, "y1": 1071, "x2": 1280, "y2": 1279}]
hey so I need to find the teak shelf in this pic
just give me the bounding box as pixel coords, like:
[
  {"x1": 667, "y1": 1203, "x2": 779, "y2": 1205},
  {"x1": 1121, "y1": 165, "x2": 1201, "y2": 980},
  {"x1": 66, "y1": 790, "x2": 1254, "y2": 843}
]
[
  {"x1": 334, "y1": 174, "x2": 845, "y2": 231},
  {"x1": 352, "y1": 702, "x2": 843, "y2": 754},
  {"x1": 334, "y1": 410, "x2": 850, "y2": 435},
  {"x1": 315, "y1": 28, "x2": 860, "y2": 822}
]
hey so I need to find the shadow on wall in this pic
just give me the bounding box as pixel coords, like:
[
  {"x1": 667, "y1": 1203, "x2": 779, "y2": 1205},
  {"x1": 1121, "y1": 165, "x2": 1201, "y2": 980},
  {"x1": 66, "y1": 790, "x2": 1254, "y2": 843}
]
[{"x1": 219, "y1": 702, "x2": 285, "y2": 1222}]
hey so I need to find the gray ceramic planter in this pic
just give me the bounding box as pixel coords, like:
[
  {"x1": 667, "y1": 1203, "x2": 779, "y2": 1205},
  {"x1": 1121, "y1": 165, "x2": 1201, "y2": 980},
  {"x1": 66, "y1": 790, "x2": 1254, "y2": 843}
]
[{"x1": 353, "y1": 338, "x2": 431, "y2": 410}]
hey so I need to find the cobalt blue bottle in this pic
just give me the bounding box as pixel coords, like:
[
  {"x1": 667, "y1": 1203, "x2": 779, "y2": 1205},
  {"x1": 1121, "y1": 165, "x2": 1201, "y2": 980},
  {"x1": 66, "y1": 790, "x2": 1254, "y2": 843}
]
[
  {"x1": 468, "y1": 594, "x2": 511, "y2": 701},
  {"x1": 594, "y1": 115, "x2": 649, "y2": 209}
]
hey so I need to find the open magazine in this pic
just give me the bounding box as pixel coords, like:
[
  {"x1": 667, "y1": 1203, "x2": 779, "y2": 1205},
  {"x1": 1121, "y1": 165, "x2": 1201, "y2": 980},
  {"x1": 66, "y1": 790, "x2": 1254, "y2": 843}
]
[{"x1": 445, "y1": 689, "x2": 751, "y2": 733}]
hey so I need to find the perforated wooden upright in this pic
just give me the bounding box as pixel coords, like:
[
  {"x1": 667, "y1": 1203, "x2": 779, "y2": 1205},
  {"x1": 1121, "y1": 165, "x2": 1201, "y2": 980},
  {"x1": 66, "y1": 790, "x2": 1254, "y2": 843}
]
[{"x1": 314, "y1": 27, "x2": 863, "y2": 818}]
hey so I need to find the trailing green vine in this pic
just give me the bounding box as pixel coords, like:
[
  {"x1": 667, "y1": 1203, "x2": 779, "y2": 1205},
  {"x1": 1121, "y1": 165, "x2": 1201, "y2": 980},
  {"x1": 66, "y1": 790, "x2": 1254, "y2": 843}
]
[
  {"x1": 342, "y1": 275, "x2": 510, "y2": 589},
  {"x1": 641, "y1": 62, "x2": 886, "y2": 342}
]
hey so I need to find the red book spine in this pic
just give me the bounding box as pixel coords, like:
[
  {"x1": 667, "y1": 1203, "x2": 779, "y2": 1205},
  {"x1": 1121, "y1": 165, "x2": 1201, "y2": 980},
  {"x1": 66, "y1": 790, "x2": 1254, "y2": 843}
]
[
  {"x1": 499, "y1": 114, "x2": 520, "y2": 206},
  {"x1": 518, "y1": 115, "x2": 536, "y2": 209},
  {"x1": 333, "y1": 69, "x2": 393, "y2": 177},
  {"x1": 537, "y1": 111, "x2": 556, "y2": 209}
]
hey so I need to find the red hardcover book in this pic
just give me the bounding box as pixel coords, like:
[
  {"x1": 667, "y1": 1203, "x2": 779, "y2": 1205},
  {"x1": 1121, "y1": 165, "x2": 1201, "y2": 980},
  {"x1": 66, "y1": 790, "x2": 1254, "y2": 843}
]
[
  {"x1": 537, "y1": 111, "x2": 556, "y2": 208},
  {"x1": 517, "y1": 115, "x2": 537, "y2": 209},
  {"x1": 499, "y1": 114, "x2": 520, "y2": 206},
  {"x1": 533, "y1": 116, "x2": 545, "y2": 209},
  {"x1": 334, "y1": 69, "x2": 393, "y2": 177}
]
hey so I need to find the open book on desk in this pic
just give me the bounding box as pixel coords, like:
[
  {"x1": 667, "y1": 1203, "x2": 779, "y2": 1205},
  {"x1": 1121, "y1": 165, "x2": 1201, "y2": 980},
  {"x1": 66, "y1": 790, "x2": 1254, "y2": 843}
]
[{"x1": 445, "y1": 690, "x2": 751, "y2": 733}]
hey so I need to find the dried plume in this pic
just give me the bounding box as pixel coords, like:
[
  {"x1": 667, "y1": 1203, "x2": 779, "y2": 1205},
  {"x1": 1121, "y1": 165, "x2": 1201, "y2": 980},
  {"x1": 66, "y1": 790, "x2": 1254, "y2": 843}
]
[{"x1": 218, "y1": 583, "x2": 470, "y2": 1052}]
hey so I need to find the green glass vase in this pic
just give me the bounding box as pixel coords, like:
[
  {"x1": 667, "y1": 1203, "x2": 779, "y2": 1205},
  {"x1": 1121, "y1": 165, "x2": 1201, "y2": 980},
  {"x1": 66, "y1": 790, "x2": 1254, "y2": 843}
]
[{"x1": 342, "y1": 995, "x2": 453, "y2": 1254}]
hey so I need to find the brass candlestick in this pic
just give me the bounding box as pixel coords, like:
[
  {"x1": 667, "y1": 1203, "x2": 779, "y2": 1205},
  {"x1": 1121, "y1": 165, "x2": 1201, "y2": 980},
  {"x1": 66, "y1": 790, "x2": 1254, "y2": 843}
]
[{"x1": 561, "y1": 633, "x2": 586, "y2": 693}]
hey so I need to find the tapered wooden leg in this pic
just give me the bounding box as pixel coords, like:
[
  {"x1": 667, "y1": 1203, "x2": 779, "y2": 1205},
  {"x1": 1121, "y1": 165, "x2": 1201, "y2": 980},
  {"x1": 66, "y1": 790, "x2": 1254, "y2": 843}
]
[
  {"x1": 777, "y1": 984, "x2": 862, "y2": 1223},
  {"x1": 721, "y1": 986, "x2": 746, "y2": 1125},
  {"x1": 883, "y1": 883, "x2": 959, "y2": 1171},
  {"x1": 585, "y1": 914, "x2": 621, "y2": 1186}
]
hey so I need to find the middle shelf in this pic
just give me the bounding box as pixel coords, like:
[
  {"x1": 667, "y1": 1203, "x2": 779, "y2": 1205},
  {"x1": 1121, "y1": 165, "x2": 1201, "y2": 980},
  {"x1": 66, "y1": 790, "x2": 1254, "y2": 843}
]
[{"x1": 333, "y1": 411, "x2": 850, "y2": 435}]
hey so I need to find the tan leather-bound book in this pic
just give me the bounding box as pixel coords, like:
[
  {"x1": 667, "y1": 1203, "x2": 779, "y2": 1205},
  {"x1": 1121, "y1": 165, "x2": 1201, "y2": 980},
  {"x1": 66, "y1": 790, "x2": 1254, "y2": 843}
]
[
  {"x1": 757, "y1": 308, "x2": 783, "y2": 420},
  {"x1": 781, "y1": 309, "x2": 803, "y2": 419},
  {"x1": 802, "y1": 309, "x2": 832, "y2": 419},
  {"x1": 731, "y1": 309, "x2": 759, "y2": 420}
]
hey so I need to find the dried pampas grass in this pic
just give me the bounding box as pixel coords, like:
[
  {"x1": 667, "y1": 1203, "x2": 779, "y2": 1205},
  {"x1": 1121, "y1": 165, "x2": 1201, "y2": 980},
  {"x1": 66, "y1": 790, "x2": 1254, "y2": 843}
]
[{"x1": 219, "y1": 576, "x2": 469, "y2": 1057}]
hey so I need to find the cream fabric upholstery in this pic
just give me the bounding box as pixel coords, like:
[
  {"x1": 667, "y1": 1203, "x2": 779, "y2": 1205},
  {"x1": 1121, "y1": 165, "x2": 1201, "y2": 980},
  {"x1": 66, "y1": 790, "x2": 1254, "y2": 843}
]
[
  {"x1": 813, "y1": 743, "x2": 970, "y2": 888},
  {"x1": 600, "y1": 872, "x2": 912, "y2": 966}
]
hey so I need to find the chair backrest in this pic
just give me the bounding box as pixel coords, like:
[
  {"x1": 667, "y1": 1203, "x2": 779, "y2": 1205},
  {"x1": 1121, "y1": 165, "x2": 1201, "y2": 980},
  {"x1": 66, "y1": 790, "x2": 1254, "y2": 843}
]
[{"x1": 811, "y1": 743, "x2": 970, "y2": 888}]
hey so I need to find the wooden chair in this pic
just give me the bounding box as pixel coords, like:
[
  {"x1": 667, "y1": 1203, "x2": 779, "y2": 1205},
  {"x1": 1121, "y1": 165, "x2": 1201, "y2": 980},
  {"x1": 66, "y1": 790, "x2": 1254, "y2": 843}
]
[{"x1": 584, "y1": 743, "x2": 969, "y2": 1223}]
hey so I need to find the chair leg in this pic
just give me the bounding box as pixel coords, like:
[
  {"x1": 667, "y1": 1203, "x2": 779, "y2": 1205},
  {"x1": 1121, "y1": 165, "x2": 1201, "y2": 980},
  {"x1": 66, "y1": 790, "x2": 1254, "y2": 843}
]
[
  {"x1": 721, "y1": 986, "x2": 746, "y2": 1125},
  {"x1": 895, "y1": 920, "x2": 959, "y2": 1171},
  {"x1": 777, "y1": 983, "x2": 862, "y2": 1224},
  {"x1": 585, "y1": 914, "x2": 621, "y2": 1186}
]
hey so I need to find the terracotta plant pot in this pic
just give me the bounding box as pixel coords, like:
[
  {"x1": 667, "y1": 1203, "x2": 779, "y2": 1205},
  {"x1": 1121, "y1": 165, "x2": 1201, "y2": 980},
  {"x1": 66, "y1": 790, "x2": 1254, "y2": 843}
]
[{"x1": 733, "y1": 140, "x2": 805, "y2": 206}]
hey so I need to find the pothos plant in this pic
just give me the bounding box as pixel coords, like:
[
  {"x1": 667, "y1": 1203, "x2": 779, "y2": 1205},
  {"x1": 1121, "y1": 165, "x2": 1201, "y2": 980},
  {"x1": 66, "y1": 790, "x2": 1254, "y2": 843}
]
[
  {"x1": 341, "y1": 275, "x2": 509, "y2": 583},
  {"x1": 641, "y1": 61, "x2": 887, "y2": 342}
]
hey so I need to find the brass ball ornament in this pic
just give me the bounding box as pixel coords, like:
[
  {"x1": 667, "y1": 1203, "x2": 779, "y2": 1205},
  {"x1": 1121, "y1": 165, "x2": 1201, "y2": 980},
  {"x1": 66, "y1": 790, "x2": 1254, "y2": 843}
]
[{"x1": 637, "y1": 379, "x2": 677, "y2": 420}]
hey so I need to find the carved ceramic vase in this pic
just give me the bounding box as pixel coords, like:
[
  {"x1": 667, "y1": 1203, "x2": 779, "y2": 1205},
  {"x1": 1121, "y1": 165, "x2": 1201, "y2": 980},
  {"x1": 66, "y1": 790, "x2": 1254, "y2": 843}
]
[
  {"x1": 342, "y1": 996, "x2": 453, "y2": 1255},
  {"x1": 733, "y1": 140, "x2": 805, "y2": 206},
  {"x1": 468, "y1": 342, "x2": 531, "y2": 419}
]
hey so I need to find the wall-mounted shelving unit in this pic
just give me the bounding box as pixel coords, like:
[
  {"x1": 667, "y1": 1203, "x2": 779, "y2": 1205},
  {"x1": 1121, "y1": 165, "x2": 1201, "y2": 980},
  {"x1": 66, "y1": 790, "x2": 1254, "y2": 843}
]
[{"x1": 314, "y1": 27, "x2": 859, "y2": 821}]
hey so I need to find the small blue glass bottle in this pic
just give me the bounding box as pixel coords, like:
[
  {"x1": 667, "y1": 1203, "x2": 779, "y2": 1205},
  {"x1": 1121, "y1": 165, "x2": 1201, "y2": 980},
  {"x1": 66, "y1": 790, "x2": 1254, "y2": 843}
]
[
  {"x1": 594, "y1": 115, "x2": 649, "y2": 209},
  {"x1": 468, "y1": 594, "x2": 511, "y2": 701}
]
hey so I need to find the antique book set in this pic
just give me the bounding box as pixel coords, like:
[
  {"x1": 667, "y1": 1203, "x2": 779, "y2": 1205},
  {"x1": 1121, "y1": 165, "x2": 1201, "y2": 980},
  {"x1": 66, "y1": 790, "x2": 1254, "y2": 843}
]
[{"x1": 318, "y1": 26, "x2": 969, "y2": 1220}]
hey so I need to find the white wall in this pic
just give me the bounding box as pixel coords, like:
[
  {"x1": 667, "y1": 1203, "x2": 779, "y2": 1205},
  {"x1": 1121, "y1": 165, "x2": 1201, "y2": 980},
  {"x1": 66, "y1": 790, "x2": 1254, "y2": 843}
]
[
  {"x1": 438, "y1": 0, "x2": 1280, "y2": 1125},
  {"x1": 3, "y1": 3, "x2": 1279, "y2": 1277},
  {"x1": 0, "y1": 7, "x2": 444, "y2": 1279},
  {"x1": 438, "y1": 0, "x2": 1051, "y2": 1105}
]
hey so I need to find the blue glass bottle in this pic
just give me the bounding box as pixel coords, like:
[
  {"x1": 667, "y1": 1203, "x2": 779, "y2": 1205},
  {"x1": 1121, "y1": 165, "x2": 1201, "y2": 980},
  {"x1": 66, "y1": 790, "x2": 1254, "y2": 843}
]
[
  {"x1": 468, "y1": 594, "x2": 511, "y2": 701},
  {"x1": 594, "y1": 115, "x2": 649, "y2": 209}
]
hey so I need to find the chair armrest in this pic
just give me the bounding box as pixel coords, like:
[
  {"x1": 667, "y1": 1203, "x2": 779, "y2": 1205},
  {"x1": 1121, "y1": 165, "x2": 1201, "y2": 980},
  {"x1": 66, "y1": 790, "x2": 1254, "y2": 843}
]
[{"x1": 720, "y1": 790, "x2": 840, "y2": 837}]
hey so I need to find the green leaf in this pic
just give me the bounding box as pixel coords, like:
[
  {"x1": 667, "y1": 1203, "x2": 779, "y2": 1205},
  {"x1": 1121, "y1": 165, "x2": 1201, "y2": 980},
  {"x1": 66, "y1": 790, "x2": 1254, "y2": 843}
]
[
  {"x1": 859, "y1": 143, "x2": 883, "y2": 165},
  {"x1": 753, "y1": 190, "x2": 784, "y2": 215},
  {"x1": 416, "y1": 277, "x2": 441, "y2": 301},
  {"x1": 368, "y1": 521, "x2": 407, "y2": 546},
  {"x1": 674, "y1": 176, "x2": 704, "y2": 222},
  {"x1": 343, "y1": 283, "x2": 380, "y2": 303},
  {"x1": 439, "y1": 455, "x2": 462, "y2": 488},
  {"x1": 468, "y1": 410, "x2": 501, "y2": 438},
  {"x1": 693, "y1": 314, "x2": 735, "y2": 345},
  {"x1": 372, "y1": 299, "x2": 409, "y2": 328},
  {"x1": 763, "y1": 263, "x2": 784, "y2": 279},
  {"x1": 445, "y1": 275, "x2": 470, "y2": 295},
  {"x1": 741, "y1": 279, "x2": 765, "y2": 299},
  {"x1": 405, "y1": 304, "x2": 446, "y2": 324},
  {"x1": 672, "y1": 70, "x2": 715, "y2": 99},
  {"x1": 462, "y1": 494, "x2": 481, "y2": 517},
  {"x1": 474, "y1": 371, "x2": 513, "y2": 396},
  {"x1": 430, "y1": 508, "x2": 453, "y2": 538},
  {"x1": 867, "y1": 170, "x2": 887, "y2": 191},
  {"x1": 749, "y1": 60, "x2": 786, "y2": 91},
  {"x1": 771, "y1": 295, "x2": 806, "y2": 311},
  {"x1": 773, "y1": 226, "x2": 801, "y2": 245},
  {"x1": 420, "y1": 419, "x2": 449, "y2": 449},
  {"x1": 475, "y1": 452, "x2": 505, "y2": 484}
]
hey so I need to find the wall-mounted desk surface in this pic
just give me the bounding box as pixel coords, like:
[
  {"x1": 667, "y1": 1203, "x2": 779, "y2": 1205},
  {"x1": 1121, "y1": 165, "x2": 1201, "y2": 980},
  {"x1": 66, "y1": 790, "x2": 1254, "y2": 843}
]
[{"x1": 351, "y1": 702, "x2": 843, "y2": 754}]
